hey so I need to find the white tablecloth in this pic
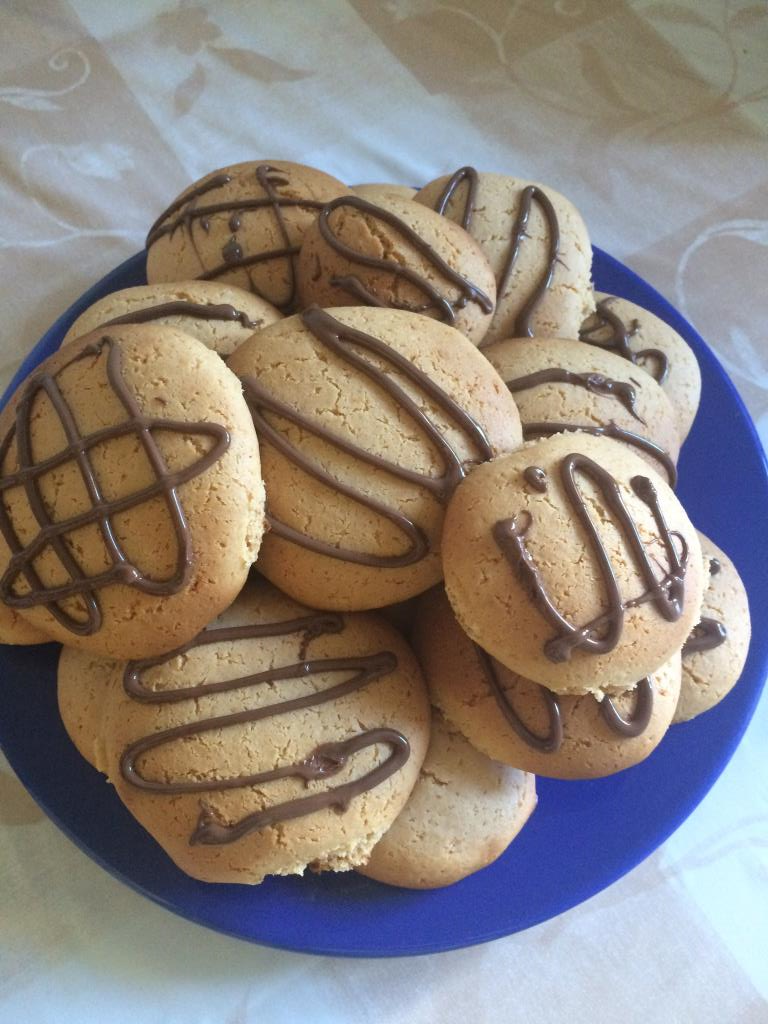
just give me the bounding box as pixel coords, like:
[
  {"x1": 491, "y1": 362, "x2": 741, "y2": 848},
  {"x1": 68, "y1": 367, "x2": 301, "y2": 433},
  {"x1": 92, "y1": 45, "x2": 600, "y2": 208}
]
[{"x1": 1, "y1": 3, "x2": 767, "y2": 1021}]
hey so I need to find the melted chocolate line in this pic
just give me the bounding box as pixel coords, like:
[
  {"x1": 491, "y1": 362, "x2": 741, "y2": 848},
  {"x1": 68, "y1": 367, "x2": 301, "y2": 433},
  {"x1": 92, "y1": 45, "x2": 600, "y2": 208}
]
[
  {"x1": 191, "y1": 730, "x2": 410, "y2": 845},
  {"x1": 498, "y1": 186, "x2": 560, "y2": 338},
  {"x1": 579, "y1": 298, "x2": 670, "y2": 386},
  {"x1": 147, "y1": 195, "x2": 325, "y2": 248},
  {"x1": 103, "y1": 300, "x2": 263, "y2": 332},
  {"x1": 0, "y1": 338, "x2": 230, "y2": 632},
  {"x1": 475, "y1": 645, "x2": 563, "y2": 752},
  {"x1": 709, "y1": 557, "x2": 721, "y2": 576},
  {"x1": 146, "y1": 173, "x2": 232, "y2": 246},
  {"x1": 119, "y1": 613, "x2": 408, "y2": 845},
  {"x1": 433, "y1": 166, "x2": 478, "y2": 231},
  {"x1": 507, "y1": 368, "x2": 646, "y2": 423},
  {"x1": 493, "y1": 454, "x2": 688, "y2": 663},
  {"x1": 522, "y1": 420, "x2": 677, "y2": 487},
  {"x1": 600, "y1": 677, "x2": 654, "y2": 737},
  {"x1": 316, "y1": 195, "x2": 494, "y2": 324},
  {"x1": 240, "y1": 306, "x2": 493, "y2": 567},
  {"x1": 523, "y1": 466, "x2": 548, "y2": 492},
  {"x1": 682, "y1": 616, "x2": 727, "y2": 656}
]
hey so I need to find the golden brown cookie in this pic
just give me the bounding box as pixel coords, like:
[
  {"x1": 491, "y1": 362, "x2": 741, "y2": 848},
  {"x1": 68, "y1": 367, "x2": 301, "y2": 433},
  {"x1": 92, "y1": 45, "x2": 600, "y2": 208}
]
[
  {"x1": 61, "y1": 579, "x2": 431, "y2": 886},
  {"x1": 359, "y1": 709, "x2": 536, "y2": 888},
  {"x1": 146, "y1": 161, "x2": 350, "y2": 311},
  {"x1": 442, "y1": 433, "x2": 704, "y2": 695},
  {"x1": 579, "y1": 293, "x2": 701, "y2": 442},
  {"x1": 483, "y1": 336, "x2": 681, "y2": 485},
  {"x1": 61, "y1": 281, "x2": 281, "y2": 357},
  {"x1": 296, "y1": 194, "x2": 497, "y2": 346},
  {"x1": 227, "y1": 306, "x2": 522, "y2": 610},
  {"x1": 0, "y1": 324, "x2": 264, "y2": 659},
  {"x1": 416, "y1": 588, "x2": 681, "y2": 779},
  {"x1": 415, "y1": 168, "x2": 594, "y2": 344},
  {"x1": 675, "y1": 532, "x2": 751, "y2": 723}
]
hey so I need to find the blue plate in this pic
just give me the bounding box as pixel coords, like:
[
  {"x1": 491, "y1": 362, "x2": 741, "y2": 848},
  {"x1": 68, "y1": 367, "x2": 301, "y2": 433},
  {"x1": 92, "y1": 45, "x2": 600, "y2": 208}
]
[{"x1": 1, "y1": 250, "x2": 767, "y2": 957}]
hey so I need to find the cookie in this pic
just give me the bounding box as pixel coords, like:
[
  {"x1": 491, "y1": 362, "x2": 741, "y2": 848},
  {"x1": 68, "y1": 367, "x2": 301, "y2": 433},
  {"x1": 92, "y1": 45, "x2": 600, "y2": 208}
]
[
  {"x1": 146, "y1": 161, "x2": 349, "y2": 312},
  {"x1": 483, "y1": 336, "x2": 681, "y2": 486},
  {"x1": 359, "y1": 709, "x2": 536, "y2": 888},
  {"x1": 0, "y1": 600, "x2": 51, "y2": 645},
  {"x1": 0, "y1": 324, "x2": 264, "y2": 659},
  {"x1": 415, "y1": 168, "x2": 594, "y2": 344},
  {"x1": 674, "y1": 532, "x2": 751, "y2": 723},
  {"x1": 579, "y1": 293, "x2": 702, "y2": 442},
  {"x1": 61, "y1": 281, "x2": 281, "y2": 357},
  {"x1": 416, "y1": 588, "x2": 681, "y2": 779},
  {"x1": 353, "y1": 184, "x2": 417, "y2": 203},
  {"x1": 227, "y1": 305, "x2": 522, "y2": 610},
  {"x1": 295, "y1": 194, "x2": 497, "y2": 346},
  {"x1": 57, "y1": 646, "x2": 120, "y2": 771},
  {"x1": 65, "y1": 578, "x2": 430, "y2": 885},
  {"x1": 442, "y1": 433, "x2": 704, "y2": 695}
]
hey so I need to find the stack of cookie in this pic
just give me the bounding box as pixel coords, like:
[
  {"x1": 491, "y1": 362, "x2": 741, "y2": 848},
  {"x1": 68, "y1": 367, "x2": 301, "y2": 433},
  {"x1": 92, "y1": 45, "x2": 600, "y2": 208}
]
[{"x1": 0, "y1": 160, "x2": 750, "y2": 890}]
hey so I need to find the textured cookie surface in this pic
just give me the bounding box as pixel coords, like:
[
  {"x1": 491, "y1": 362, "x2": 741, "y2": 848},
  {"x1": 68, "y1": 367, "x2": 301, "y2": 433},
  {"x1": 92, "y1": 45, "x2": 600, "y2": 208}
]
[
  {"x1": 580, "y1": 293, "x2": 701, "y2": 442},
  {"x1": 675, "y1": 532, "x2": 750, "y2": 723},
  {"x1": 58, "y1": 646, "x2": 121, "y2": 771},
  {"x1": 0, "y1": 324, "x2": 264, "y2": 658},
  {"x1": 61, "y1": 281, "x2": 281, "y2": 357},
  {"x1": 483, "y1": 336, "x2": 681, "y2": 485},
  {"x1": 82, "y1": 580, "x2": 431, "y2": 885},
  {"x1": 296, "y1": 194, "x2": 497, "y2": 345},
  {"x1": 442, "y1": 433, "x2": 704, "y2": 694},
  {"x1": 227, "y1": 306, "x2": 522, "y2": 610},
  {"x1": 146, "y1": 161, "x2": 349, "y2": 311},
  {"x1": 353, "y1": 184, "x2": 417, "y2": 203},
  {"x1": 416, "y1": 588, "x2": 681, "y2": 779},
  {"x1": 415, "y1": 169, "x2": 594, "y2": 344},
  {"x1": 359, "y1": 709, "x2": 536, "y2": 888}
]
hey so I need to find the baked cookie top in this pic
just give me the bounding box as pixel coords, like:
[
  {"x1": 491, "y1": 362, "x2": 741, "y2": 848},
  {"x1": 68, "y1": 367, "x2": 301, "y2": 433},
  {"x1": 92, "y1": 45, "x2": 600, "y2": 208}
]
[{"x1": 442, "y1": 432, "x2": 703, "y2": 694}]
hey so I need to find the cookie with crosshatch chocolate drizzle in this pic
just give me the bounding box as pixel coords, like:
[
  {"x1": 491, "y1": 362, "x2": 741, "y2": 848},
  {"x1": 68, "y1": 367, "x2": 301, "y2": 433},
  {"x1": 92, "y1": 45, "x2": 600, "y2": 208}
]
[
  {"x1": 0, "y1": 324, "x2": 264, "y2": 659},
  {"x1": 415, "y1": 588, "x2": 682, "y2": 779},
  {"x1": 57, "y1": 579, "x2": 430, "y2": 885},
  {"x1": 227, "y1": 305, "x2": 522, "y2": 610},
  {"x1": 415, "y1": 168, "x2": 594, "y2": 345},
  {"x1": 145, "y1": 160, "x2": 350, "y2": 311},
  {"x1": 442, "y1": 432, "x2": 704, "y2": 695}
]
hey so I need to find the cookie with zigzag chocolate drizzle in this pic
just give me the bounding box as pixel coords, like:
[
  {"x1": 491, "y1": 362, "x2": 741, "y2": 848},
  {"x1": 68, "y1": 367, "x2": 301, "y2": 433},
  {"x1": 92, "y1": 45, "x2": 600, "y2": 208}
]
[
  {"x1": 57, "y1": 579, "x2": 430, "y2": 885},
  {"x1": 0, "y1": 324, "x2": 264, "y2": 659},
  {"x1": 415, "y1": 169, "x2": 594, "y2": 345},
  {"x1": 146, "y1": 161, "x2": 350, "y2": 312},
  {"x1": 227, "y1": 306, "x2": 522, "y2": 610},
  {"x1": 415, "y1": 588, "x2": 682, "y2": 779},
  {"x1": 442, "y1": 433, "x2": 704, "y2": 694}
]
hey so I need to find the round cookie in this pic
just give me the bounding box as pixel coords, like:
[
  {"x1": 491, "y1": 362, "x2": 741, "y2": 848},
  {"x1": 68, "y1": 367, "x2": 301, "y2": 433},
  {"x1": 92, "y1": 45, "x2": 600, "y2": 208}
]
[
  {"x1": 0, "y1": 600, "x2": 51, "y2": 645},
  {"x1": 146, "y1": 161, "x2": 350, "y2": 312},
  {"x1": 415, "y1": 168, "x2": 594, "y2": 344},
  {"x1": 359, "y1": 709, "x2": 536, "y2": 888},
  {"x1": 675, "y1": 532, "x2": 751, "y2": 723},
  {"x1": 61, "y1": 281, "x2": 281, "y2": 357},
  {"x1": 83, "y1": 579, "x2": 430, "y2": 885},
  {"x1": 483, "y1": 336, "x2": 681, "y2": 485},
  {"x1": 442, "y1": 433, "x2": 704, "y2": 695},
  {"x1": 579, "y1": 293, "x2": 702, "y2": 442},
  {"x1": 296, "y1": 194, "x2": 497, "y2": 346},
  {"x1": 353, "y1": 184, "x2": 417, "y2": 203},
  {"x1": 227, "y1": 305, "x2": 522, "y2": 610},
  {"x1": 415, "y1": 588, "x2": 681, "y2": 779},
  {"x1": 0, "y1": 324, "x2": 264, "y2": 659}
]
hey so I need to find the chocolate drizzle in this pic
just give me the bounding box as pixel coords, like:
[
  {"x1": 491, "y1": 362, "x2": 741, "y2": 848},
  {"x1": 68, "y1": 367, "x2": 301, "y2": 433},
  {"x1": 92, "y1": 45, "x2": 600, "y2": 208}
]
[
  {"x1": 240, "y1": 306, "x2": 494, "y2": 566},
  {"x1": 579, "y1": 298, "x2": 670, "y2": 385},
  {"x1": 709, "y1": 557, "x2": 721, "y2": 576},
  {"x1": 506, "y1": 368, "x2": 645, "y2": 423},
  {"x1": 316, "y1": 195, "x2": 494, "y2": 324},
  {"x1": 0, "y1": 337, "x2": 230, "y2": 634},
  {"x1": 523, "y1": 466, "x2": 548, "y2": 492},
  {"x1": 103, "y1": 300, "x2": 262, "y2": 332},
  {"x1": 119, "y1": 612, "x2": 409, "y2": 845},
  {"x1": 476, "y1": 645, "x2": 654, "y2": 749},
  {"x1": 682, "y1": 616, "x2": 727, "y2": 657},
  {"x1": 522, "y1": 420, "x2": 677, "y2": 487},
  {"x1": 430, "y1": 169, "x2": 561, "y2": 338},
  {"x1": 493, "y1": 454, "x2": 688, "y2": 663},
  {"x1": 146, "y1": 165, "x2": 325, "y2": 311}
]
